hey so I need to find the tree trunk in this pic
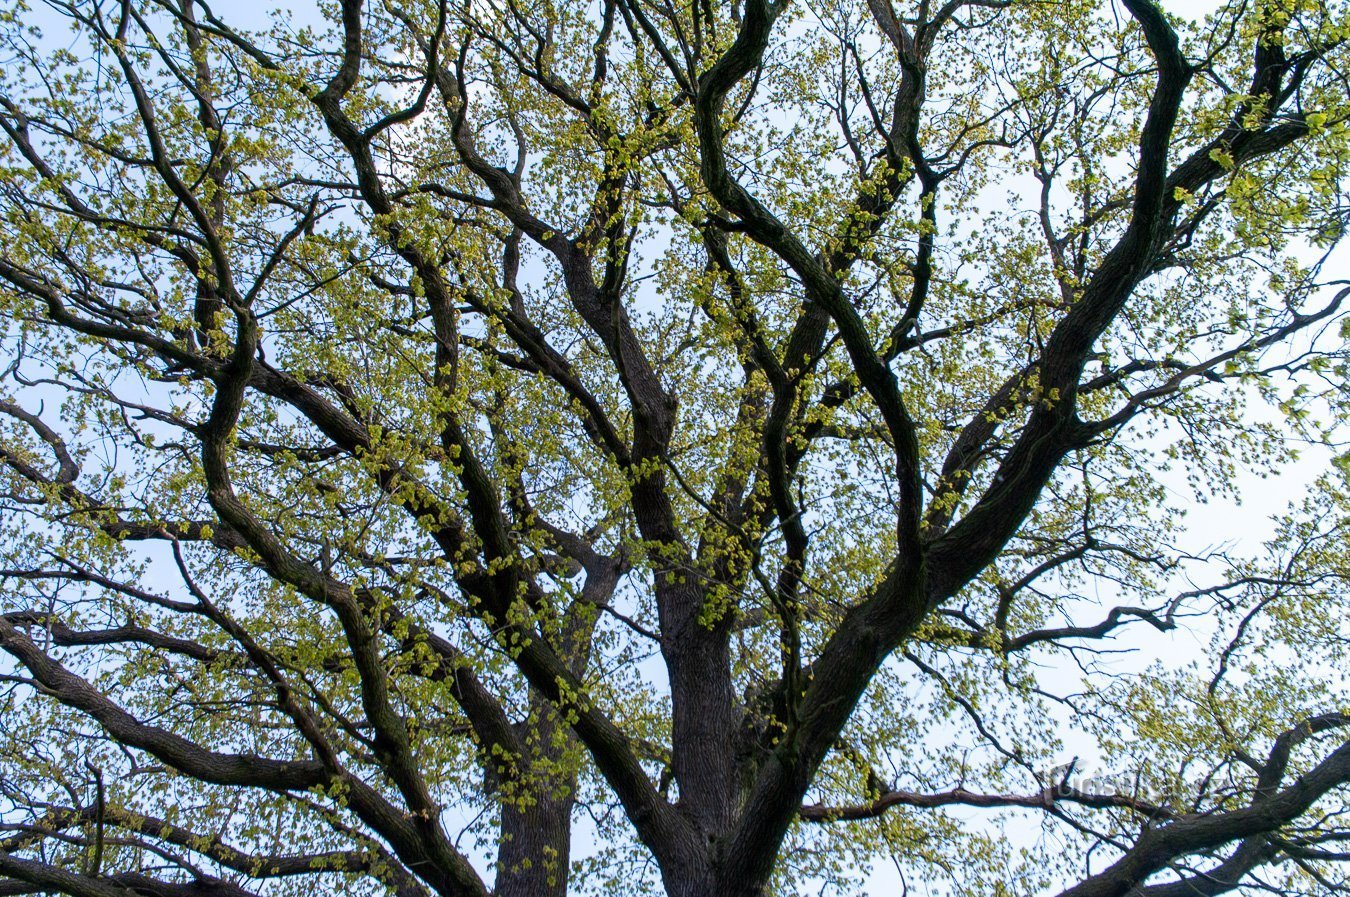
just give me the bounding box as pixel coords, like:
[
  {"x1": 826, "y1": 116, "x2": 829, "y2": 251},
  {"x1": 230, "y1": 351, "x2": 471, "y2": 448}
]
[{"x1": 495, "y1": 785, "x2": 573, "y2": 897}]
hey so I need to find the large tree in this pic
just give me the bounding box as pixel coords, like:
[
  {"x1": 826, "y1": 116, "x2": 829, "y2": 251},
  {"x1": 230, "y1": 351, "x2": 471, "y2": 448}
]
[{"x1": 0, "y1": 0, "x2": 1347, "y2": 894}]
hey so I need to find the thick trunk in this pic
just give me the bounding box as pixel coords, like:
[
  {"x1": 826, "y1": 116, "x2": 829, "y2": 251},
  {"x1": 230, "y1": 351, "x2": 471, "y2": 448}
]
[
  {"x1": 658, "y1": 578, "x2": 740, "y2": 836},
  {"x1": 495, "y1": 786, "x2": 573, "y2": 897},
  {"x1": 495, "y1": 570, "x2": 614, "y2": 897},
  {"x1": 659, "y1": 869, "x2": 721, "y2": 897},
  {"x1": 659, "y1": 869, "x2": 771, "y2": 897}
]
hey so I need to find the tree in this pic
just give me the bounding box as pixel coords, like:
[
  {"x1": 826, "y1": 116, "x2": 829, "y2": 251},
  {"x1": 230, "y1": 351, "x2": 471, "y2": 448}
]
[{"x1": 0, "y1": 0, "x2": 1347, "y2": 893}]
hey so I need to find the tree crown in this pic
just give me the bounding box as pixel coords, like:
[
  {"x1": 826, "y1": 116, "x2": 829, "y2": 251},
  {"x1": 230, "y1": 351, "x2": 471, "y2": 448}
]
[{"x1": 0, "y1": 0, "x2": 1348, "y2": 895}]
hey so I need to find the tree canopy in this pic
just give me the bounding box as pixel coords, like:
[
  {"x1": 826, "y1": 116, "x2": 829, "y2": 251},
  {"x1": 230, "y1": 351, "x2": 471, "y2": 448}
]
[{"x1": 0, "y1": 0, "x2": 1348, "y2": 894}]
